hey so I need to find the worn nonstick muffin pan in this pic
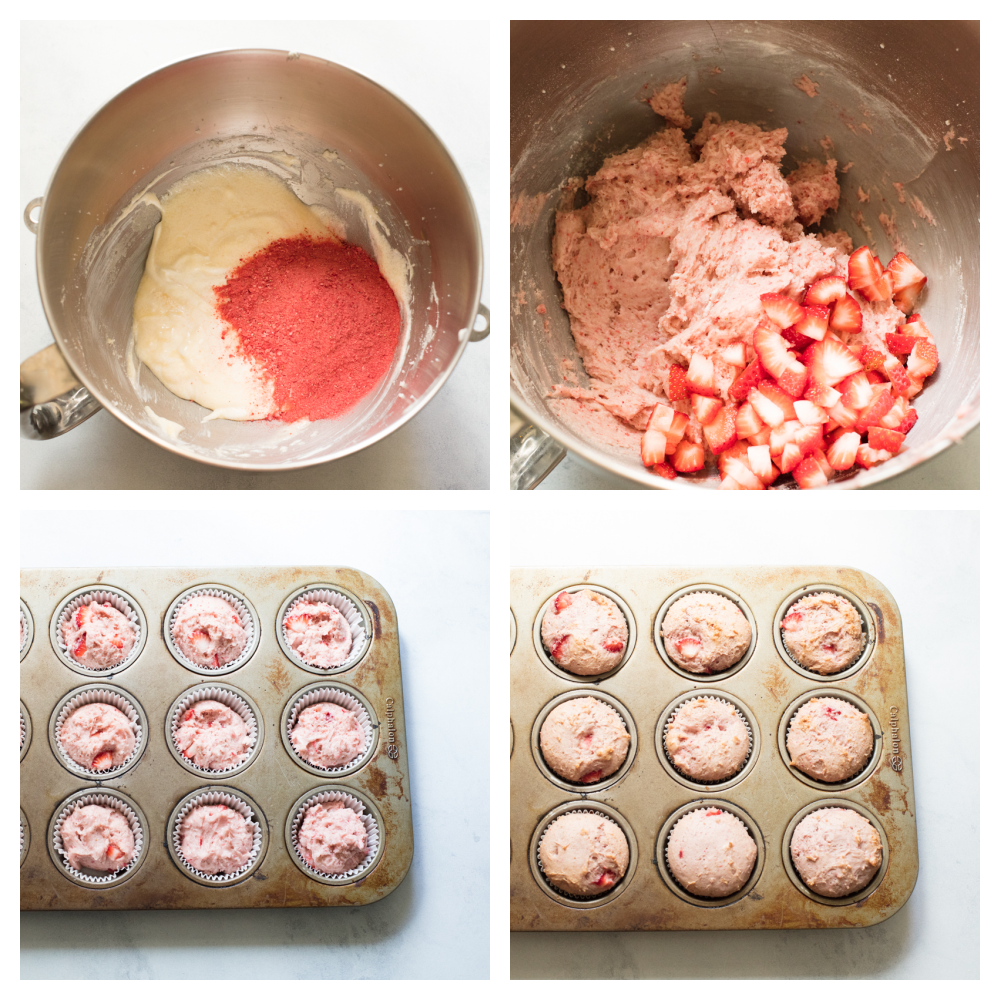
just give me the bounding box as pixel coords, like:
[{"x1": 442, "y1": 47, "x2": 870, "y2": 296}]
[
  {"x1": 510, "y1": 566, "x2": 917, "y2": 930},
  {"x1": 20, "y1": 566, "x2": 412, "y2": 910}
]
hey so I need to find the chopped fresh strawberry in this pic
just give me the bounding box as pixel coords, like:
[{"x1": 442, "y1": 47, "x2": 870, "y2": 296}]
[
  {"x1": 836, "y1": 371, "x2": 873, "y2": 410},
  {"x1": 641, "y1": 428, "x2": 668, "y2": 466},
  {"x1": 685, "y1": 353, "x2": 717, "y2": 396},
  {"x1": 760, "y1": 293, "x2": 806, "y2": 329},
  {"x1": 670, "y1": 440, "x2": 705, "y2": 473},
  {"x1": 549, "y1": 635, "x2": 570, "y2": 663},
  {"x1": 604, "y1": 640, "x2": 625, "y2": 653},
  {"x1": 690, "y1": 394, "x2": 723, "y2": 426},
  {"x1": 847, "y1": 246, "x2": 880, "y2": 292},
  {"x1": 902, "y1": 373, "x2": 924, "y2": 400},
  {"x1": 747, "y1": 445, "x2": 779, "y2": 484},
  {"x1": 757, "y1": 380, "x2": 798, "y2": 421},
  {"x1": 581, "y1": 770, "x2": 604, "y2": 784},
  {"x1": 868, "y1": 426, "x2": 906, "y2": 453},
  {"x1": 650, "y1": 461, "x2": 677, "y2": 479},
  {"x1": 730, "y1": 356, "x2": 764, "y2": 401},
  {"x1": 793, "y1": 399, "x2": 826, "y2": 425},
  {"x1": 718, "y1": 440, "x2": 750, "y2": 467},
  {"x1": 106, "y1": 844, "x2": 125, "y2": 862},
  {"x1": 721, "y1": 459, "x2": 764, "y2": 489},
  {"x1": 814, "y1": 449, "x2": 835, "y2": 480},
  {"x1": 792, "y1": 454, "x2": 828, "y2": 489},
  {"x1": 780, "y1": 326, "x2": 816, "y2": 352},
  {"x1": 769, "y1": 420, "x2": 802, "y2": 458},
  {"x1": 780, "y1": 441, "x2": 805, "y2": 475},
  {"x1": 828, "y1": 293, "x2": 863, "y2": 334},
  {"x1": 908, "y1": 338, "x2": 939, "y2": 379},
  {"x1": 859, "y1": 345, "x2": 885, "y2": 371},
  {"x1": 667, "y1": 364, "x2": 690, "y2": 403},
  {"x1": 805, "y1": 337, "x2": 864, "y2": 387},
  {"x1": 897, "y1": 408, "x2": 919, "y2": 435},
  {"x1": 646, "y1": 402, "x2": 675, "y2": 433},
  {"x1": 866, "y1": 369, "x2": 887, "y2": 384},
  {"x1": 886, "y1": 252, "x2": 927, "y2": 314},
  {"x1": 72, "y1": 636, "x2": 88, "y2": 659},
  {"x1": 91, "y1": 752, "x2": 114, "y2": 771},
  {"x1": 736, "y1": 401, "x2": 764, "y2": 438},
  {"x1": 886, "y1": 329, "x2": 917, "y2": 355},
  {"x1": 703, "y1": 404, "x2": 737, "y2": 455},
  {"x1": 777, "y1": 361, "x2": 808, "y2": 399},
  {"x1": 753, "y1": 322, "x2": 794, "y2": 380},
  {"x1": 718, "y1": 475, "x2": 742, "y2": 489},
  {"x1": 855, "y1": 443, "x2": 893, "y2": 468},
  {"x1": 899, "y1": 314, "x2": 934, "y2": 343},
  {"x1": 793, "y1": 304, "x2": 830, "y2": 342},
  {"x1": 721, "y1": 342, "x2": 747, "y2": 366},
  {"x1": 748, "y1": 386, "x2": 786, "y2": 429},
  {"x1": 804, "y1": 383, "x2": 841, "y2": 408},
  {"x1": 826, "y1": 430, "x2": 861, "y2": 470},
  {"x1": 893, "y1": 282, "x2": 923, "y2": 315},
  {"x1": 794, "y1": 423, "x2": 824, "y2": 454},
  {"x1": 74, "y1": 606, "x2": 92, "y2": 629},
  {"x1": 881, "y1": 354, "x2": 911, "y2": 395},
  {"x1": 878, "y1": 395, "x2": 907, "y2": 429},
  {"x1": 594, "y1": 871, "x2": 618, "y2": 888},
  {"x1": 747, "y1": 428, "x2": 772, "y2": 447},
  {"x1": 825, "y1": 398, "x2": 859, "y2": 429},
  {"x1": 665, "y1": 411, "x2": 690, "y2": 448},
  {"x1": 855, "y1": 385, "x2": 894, "y2": 432},
  {"x1": 804, "y1": 274, "x2": 848, "y2": 306}
]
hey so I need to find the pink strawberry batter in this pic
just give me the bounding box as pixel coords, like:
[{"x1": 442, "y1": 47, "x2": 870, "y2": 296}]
[
  {"x1": 59, "y1": 703, "x2": 136, "y2": 771},
  {"x1": 296, "y1": 801, "x2": 369, "y2": 875},
  {"x1": 283, "y1": 602, "x2": 353, "y2": 668},
  {"x1": 551, "y1": 79, "x2": 906, "y2": 447},
  {"x1": 173, "y1": 700, "x2": 251, "y2": 770},
  {"x1": 291, "y1": 702, "x2": 364, "y2": 769},
  {"x1": 178, "y1": 804, "x2": 254, "y2": 874},
  {"x1": 171, "y1": 595, "x2": 247, "y2": 668},
  {"x1": 540, "y1": 589, "x2": 627, "y2": 676},
  {"x1": 60, "y1": 803, "x2": 135, "y2": 872},
  {"x1": 61, "y1": 601, "x2": 135, "y2": 669}
]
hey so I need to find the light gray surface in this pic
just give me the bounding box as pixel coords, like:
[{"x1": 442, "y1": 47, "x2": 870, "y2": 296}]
[
  {"x1": 536, "y1": 426, "x2": 980, "y2": 490},
  {"x1": 20, "y1": 21, "x2": 489, "y2": 490},
  {"x1": 20, "y1": 510, "x2": 488, "y2": 980},
  {"x1": 510, "y1": 510, "x2": 979, "y2": 979}
]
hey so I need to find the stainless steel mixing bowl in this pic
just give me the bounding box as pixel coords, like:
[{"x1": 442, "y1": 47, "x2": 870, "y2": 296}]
[
  {"x1": 511, "y1": 21, "x2": 978, "y2": 489},
  {"x1": 24, "y1": 49, "x2": 487, "y2": 470}
]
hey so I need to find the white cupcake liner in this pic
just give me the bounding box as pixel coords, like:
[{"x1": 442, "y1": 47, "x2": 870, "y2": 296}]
[
  {"x1": 171, "y1": 790, "x2": 263, "y2": 883},
  {"x1": 167, "y1": 587, "x2": 257, "y2": 672},
  {"x1": 535, "y1": 808, "x2": 627, "y2": 901},
  {"x1": 785, "y1": 695, "x2": 875, "y2": 783},
  {"x1": 291, "y1": 789, "x2": 379, "y2": 882},
  {"x1": 54, "y1": 688, "x2": 143, "y2": 778},
  {"x1": 779, "y1": 590, "x2": 868, "y2": 674},
  {"x1": 286, "y1": 687, "x2": 374, "y2": 774},
  {"x1": 663, "y1": 695, "x2": 753, "y2": 784},
  {"x1": 20, "y1": 600, "x2": 32, "y2": 658},
  {"x1": 54, "y1": 589, "x2": 142, "y2": 672},
  {"x1": 170, "y1": 687, "x2": 258, "y2": 775},
  {"x1": 21, "y1": 811, "x2": 28, "y2": 867},
  {"x1": 20, "y1": 708, "x2": 26, "y2": 752},
  {"x1": 281, "y1": 588, "x2": 367, "y2": 670},
  {"x1": 53, "y1": 792, "x2": 144, "y2": 884},
  {"x1": 664, "y1": 806, "x2": 754, "y2": 897},
  {"x1": 538, "y1": 695, "x2": 630, "y2": 787}
]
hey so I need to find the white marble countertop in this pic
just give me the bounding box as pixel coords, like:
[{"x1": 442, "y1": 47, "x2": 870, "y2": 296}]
[
  {"x1": 20, "y1": 21, "x2": 489, "y2": 490},
  {"x1": 20, "y1": 509, "x2": 489, "y2": 979},
  {"x1": 510, "y1": 509, "x2": 979, "y2": 979}
]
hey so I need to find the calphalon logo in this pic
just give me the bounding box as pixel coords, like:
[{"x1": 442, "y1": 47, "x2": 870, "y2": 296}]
[
  {"x1": 888, "y1": 706, "x2": 903, "y2": 772},
  {"x1": 385, "y1": 697, "x2": 398, "y2": 759}
]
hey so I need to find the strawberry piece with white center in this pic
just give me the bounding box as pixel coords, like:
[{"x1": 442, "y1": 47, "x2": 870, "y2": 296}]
[
  {"x1": 667, "y1": 364, "x2": 690, "y2": 403},
  {"x1": 769, "y1": 420, "x2": 802, "y2": 459},
  {"x1": 854, "y1": 384, "x2": 894, "y2": 432},
  {"x1": 885, "y1": 330, "x2": 917, "y2": 355},
  {"x1": 685, "y1": 353, "x2": 717, "y2": 396},
  {"x1": 747, "y1": 386, "x2": 786, "y2": 429},
  {"x1": 650, "y1": 461, "x2": 677, "y2": 479},
  {"x1": 804, "y1": 337, "x2": 864, "y2": 387},
  {"x1": 670, "y1": 440, "x2": 705, "y2": 473},
  {"x1": 746, "y1": 445, "x2": 778, "y2": 485},
  {"x1": 855, "y1": 443, "x2": 893, "y2": 468},
  {"x1": 825, "y1": 398, "x2": 858, "y2": 429},
  {"x1": 793, "y1": 305, "x2": 830, "y2": 342},
  {"x1": 813, "y1": 449, "x2": 835, "y2": 480},
  {"x1": 859, "y1": 345, "x2": 886, "y2": 372},
  {"x1": 702, "y1": 404, "x2": 737, "y2": 455},
  {"x1": 757, "y1": 380, "x2": 798, "y2": 422},
  {"x1": 640, "y1": 429, "x2": 668, "y2": 467},
  {"x1": 826, "y1": 431, "x2": 861, "y2": 470},
  {"x1": 735, "y1": 401, "x2": 764, "y2": 438},
  {"x1": 730, "y1": 357, "x2": 764, "y2": 401},
  {"x1": 721, "y1": 342, "x2": 747, "y2": 366},
  {"x1": 898, "y1": 408, "x2": 919, "y2": 435},
  {"x1": 792, "y1": 454, "x2": 828, "y2": 489},
  {"x1": 690, "y1": 394, "x2": 724, "y2": 426},
  {"x1": 760, "y1": 293, "x2": 806, "y2": 329},
  {"x1": 720, "y1": 458, "x2": 764, "y2": 490},
  {"x1": 836, "y1": 371, "x2": 873, "y2": 410},
  {"x1": 878, "y1": 395, "x2": 907, "y2": 429},
  {"x1": 718, "y1": 475, "x2": 742, "y2": 490},
  {"x1": 829, "y1": 294, "x2": 863, "y2": 334},
  {"x1": 747, "y1": 428, "x2": 771, "y2": 447},
  {"x1": 848, "y1": 246, "x2": 893, "y2": 301},
  {"x1": 805, "y1": 383, "x2": 841, "y2": 408},
  {"x1": 907, "y1": 338, "x2": 939, "y2": 379},
  {"x1": 752, "y1": 321, "x2": 807, "y2": 396},
  {"x1": 881, "y1": 354, "x2": 911, "y2": 395},
  {"x1": 793, "y1": 399, "x2": 826, "y2": 425},
  {"x1": 886, "y1": 252, "x2": 927, "y2": 314},
  {"x1": 804, "y1": 274, "x2": 848, "y2": 306},
  {"x1": 868, "y1": 426, "x2": 906, "y2": 453},
  {"x1": 779, "y1": 441, "x2": 805, "y2": 475},
  {"x1": 794, "y1": 423, "x2": 824, "y2": 455}
]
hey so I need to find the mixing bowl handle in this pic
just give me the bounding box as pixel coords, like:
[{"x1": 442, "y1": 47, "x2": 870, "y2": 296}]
[
  {"x1": 469, "y1": 303, "x2": 490, "y2": 342},
  {"x1": 23, "y1": 197, "x2": 43, "y2": 234},
  {"x1": 510, "y1": 408, "x2": 566, "y2": 489},
  {"x1": 20, "y1": 343, "x2": 103, "y2": 438},
  {"x1": 23, "y1": 386, "x2": 102, "y2": 439}
]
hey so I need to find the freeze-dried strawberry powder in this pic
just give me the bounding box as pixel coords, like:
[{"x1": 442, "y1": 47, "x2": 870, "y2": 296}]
[{"x1": 214, "y1": 236, "x2": 400, "y2": 422}]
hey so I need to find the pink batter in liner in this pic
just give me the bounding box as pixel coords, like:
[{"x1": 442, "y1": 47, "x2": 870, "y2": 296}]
[
  {"x1": 171, "y1": 595, "x2": 247, "y2": 668},
  {"x1": 291, "y1": 702, "x2": 365, "y2": 769},
  {"x1": 283, "y1": 601, "x2": 354, "y2": 668},
  {"x1": 173, "y1": 699, "x2": 251, "y2": 770},
  {"x1": 178, "y1": 803, "x2": 254, "y2": 875},
  {"x1": 296, "y1": 800, "x2": 370, "y2": 875},
  {"x1": 59, "y1": 702, "x2": 136, "y2": 771},
  {"x1": 60, "y1": 803, "x2": 135, "y2": 872},
  {"x1": 61, "y1": 601, "x2": 135, "y2": 669}
]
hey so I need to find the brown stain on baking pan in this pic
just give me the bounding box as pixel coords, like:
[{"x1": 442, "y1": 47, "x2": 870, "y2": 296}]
[
  {"x1": 760, "y1": 659, "x2": 790, "y2": 702},
  {"x1": 863, "y1": 775, "x2": 892, "y2": 813},
  {"x1": 263, "y1": 658, "x2": 292, "y2": 696},
  {"x1": 867, "y1": 602, "x2": 886, "y2": 642},
  {"x1": 362, "y1": 768, "x2": 389, "y2": 799},
  {"x1": 364, "y1": 600, "x2": 382, "y2": 639}
]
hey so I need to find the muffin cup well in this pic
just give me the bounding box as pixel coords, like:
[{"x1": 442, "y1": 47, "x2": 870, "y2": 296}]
[
  {"x1": 20, "y1": 599, "x2": 33, "y2": 661},
  {"x1": 48, "y1": 788, "x2": 147, "y2": 887},
  {"x1": 781, "y1": 799, "x2": 889, "y2": 905},
  {"x1": 510, "y1": 608, "x2": 517, "y2": 655},
  {"x1": 656, "y1": 799, "x2": 765, "y2": 907},
  {"x1": 531, "y1": 584, "x2": 637, "y2": 683},
  {"x1": 655, "y1": 691, "x2": 759, "y2": 792},
  {"x1": 654, "y1": 584, "x2": 757, "y2": 681},
  {"x1": 167, "y1": 787, "x2": 266, "y2": 886},
  {"x1": 779, "y1": 689, "x2": 882, "y2": 790},
  {"x1": 20, "y1": 700, "x2": 32, "y2": 761},
  {"x1": 166, "y1": 684, "x2": 263, "y2": 778},
  {"x1": 20, "y1": 808, "x2": 30, "y2": 868},
  {"x1": 530, "y1": 690, "x2": 638, "y2": 793},
  {"x1": 281, "y1": 683, "x2": 377, "y2": 778},
  {"x1": 50, "y1": 685, "x2": 147, "y2": 780},
  {"x1": 285, "y1": 786, "x2": 384, "y2": 885},
  {"x1": 277, "y1": 584, "x2": 371, "y2": 675},
  {"x1": 50, "y1": 586, "x2": 146, "y2": 676},
  {"x1": 529, "y1": 800, "x2": 638, "y2": 909},
  {"x1": 164, "y1": 585, "x2": 260, "y2": 676},
  {"x1": 773, "y1": 583, "x2": 875, "y2": 680}
]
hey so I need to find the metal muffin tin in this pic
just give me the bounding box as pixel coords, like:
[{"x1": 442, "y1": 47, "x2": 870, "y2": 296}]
[
  {"x1": 20, "y1": 566, "x2": 413, "y2": 910},
  {"x1": 510, "y1": 566, "x2": 917, "y2": 931}
]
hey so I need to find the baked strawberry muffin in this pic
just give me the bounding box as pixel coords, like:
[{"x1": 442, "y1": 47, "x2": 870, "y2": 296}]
[
  {"x1": 59, "y1": 703, "x2": 136, "y2": 771},
  {"x1": 661, "y1": 592, "x2": 751, "y2": 673},
  {"x1": 790, "y1": 807, "x2": 881, "y2": 897},
  {"x1": 539, "y1": 697, "x2": 630, "y2": 784},
  {"x1": 61, "y1": 602, "x2": 135, "y2": 669},
  {"x1": 666, "y1": 697, "x2": 749, "y2": 781},
  {"x1": 540, "y1": 590, "x2": 627, "y2": 676},
  {"x1": 787, "y1": 697, "x2": 873, "y2": 782},
  {"x1": 781, "y1": 592, "x2": 865, "y2": 674},
  {"x1": 538, "y1": 811, "x2": 629, "y2": 896},
  {"x1": 667, "y1": 807, "x2": 757, "y2": 897},
  {"x1": 171, "y1": 594, "x2": 247, "y2": 668}
]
